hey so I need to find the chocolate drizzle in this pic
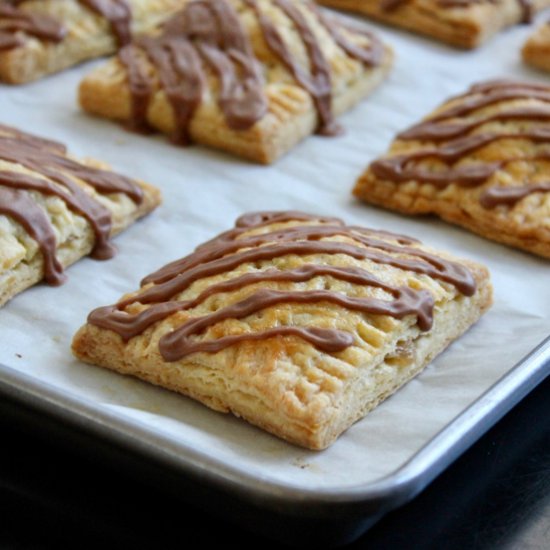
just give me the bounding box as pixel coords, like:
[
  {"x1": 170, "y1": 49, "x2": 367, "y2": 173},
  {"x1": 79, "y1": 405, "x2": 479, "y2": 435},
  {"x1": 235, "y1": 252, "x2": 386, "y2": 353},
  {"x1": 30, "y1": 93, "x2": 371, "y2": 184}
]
[
  {"x1": 119, "y1": 0, "x2": 383, "y2": 142},
  {"x1": 370, "y1": 80, "x2": 550, "y2": 209},
  {"x1": 80, "y1": 0, "x2": 132, "y2": 47},
  {"x1": 88, "y1": 211, "x2": 477, "y2": 362},
  {"x1": 0, "y1": 3, "x2": 66, "y2": 50},
  {"x1": 0, "y1": 125, "x2": 144, "y2": 285},
  {"x1": 0, "y1": 185, "x2": 66, "y2": 285},
  {"x1": 480, "y1": 182, "x2": 550, "y2": 208},
  {"x1": 0, "y1": 0, "x2": 131, "y2": 52}
]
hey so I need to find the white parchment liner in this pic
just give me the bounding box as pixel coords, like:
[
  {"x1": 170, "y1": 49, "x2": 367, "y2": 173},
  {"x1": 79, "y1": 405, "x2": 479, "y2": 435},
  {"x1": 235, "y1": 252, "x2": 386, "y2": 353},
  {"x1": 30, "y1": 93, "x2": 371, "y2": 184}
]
[{"x1": 0, "y1": 13, "x2": 549, "y2": 491}]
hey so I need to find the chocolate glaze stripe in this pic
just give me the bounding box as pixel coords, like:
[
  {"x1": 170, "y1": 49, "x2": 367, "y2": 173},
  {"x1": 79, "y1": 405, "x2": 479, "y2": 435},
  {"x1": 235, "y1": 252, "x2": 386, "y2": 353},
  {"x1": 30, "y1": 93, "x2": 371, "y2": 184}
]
[
  {"x1": 0, "y1": 123, "x2": 66, "y2": 154},
  {"x1": 247, "y1": 0, "x2": 336, "y2": 135},
  {"x1": 398, "y1": 108, "x2": 550, "y2": 142},
  {"x1": 121, "y1": 0, "x2": 382, "y2": 140},
  {"x1": 200, "y1": 211, "x2": 417, "y2": 251},
  {"x1": 0, "y1": 32, "x2": 20, "y2": 51},
  {"x1": 159, "y1": 326, "x2": 354, "y2": 358},
  {"x1": 158, "y1": 286, "x2": 432, "y2": 361},
  {"x1": 117, "y1": 44, "x2": 154, "y2": 133},
  {"x1": 135, "y1": 36, "x2": 205, "y2": 143},
  {"x1": 232, "y1": 210, "x2": 418, "y2": 248},
  {"x1": 140, "y1": 224, "x2": 476, "y2": 294},
  {"x1": 236, "y1": 210, "x2": 342, "y2": 228},
  {"x1": 80, "y1": 0, "x2": 132, "y2": 47},
  {"x1": 371, "y1": 157, "x2": 499, "y2": 186},
  {"x1": 0, "y1": 186, "x2": 65, "y2": 285},
  {"x1": 429, "y1": 84, "x2": 550, "y2": 123},
  {"x1": 198, "y1": 211, "x2": 345, "y2": 250},
  {"x1": 374, "y1": 152, "x2": 550, "y2": 188},
  {"x1": 480, "y1": 182, "x2": 550, "y2": 208},
  {"x1": 0, "y1": 128, "x2": 145, "y2": 285},
  {"x1": 89, "y1": 264, "x2": 435, "y2": 341},
  {"x1": 0, "y1": 4, "x2": 66, "y2": 50},
  {"x1": 400, "y1": 130, "x2": 549, "y2": 163}
]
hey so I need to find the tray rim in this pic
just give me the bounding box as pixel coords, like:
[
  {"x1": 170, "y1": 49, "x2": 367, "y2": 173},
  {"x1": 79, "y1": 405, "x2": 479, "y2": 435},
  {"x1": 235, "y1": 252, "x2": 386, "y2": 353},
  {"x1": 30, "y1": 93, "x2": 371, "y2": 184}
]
[{"x1": 1, "y1": 334, "x2": 548, "y2": 517}]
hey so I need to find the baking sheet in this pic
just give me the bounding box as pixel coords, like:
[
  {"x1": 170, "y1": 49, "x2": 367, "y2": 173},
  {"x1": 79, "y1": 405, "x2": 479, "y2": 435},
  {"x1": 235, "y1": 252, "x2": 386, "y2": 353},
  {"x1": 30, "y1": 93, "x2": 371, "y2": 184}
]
[{"x1": 1, "y1": 11, "x2": 549, "y2": 494}]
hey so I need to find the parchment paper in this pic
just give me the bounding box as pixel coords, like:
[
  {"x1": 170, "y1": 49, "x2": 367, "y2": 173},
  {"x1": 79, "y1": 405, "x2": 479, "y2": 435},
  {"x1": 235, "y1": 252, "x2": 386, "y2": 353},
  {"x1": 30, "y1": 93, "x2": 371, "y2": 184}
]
[{"x1": 1, "y1": 12, "x2": 549, "y2": 491}]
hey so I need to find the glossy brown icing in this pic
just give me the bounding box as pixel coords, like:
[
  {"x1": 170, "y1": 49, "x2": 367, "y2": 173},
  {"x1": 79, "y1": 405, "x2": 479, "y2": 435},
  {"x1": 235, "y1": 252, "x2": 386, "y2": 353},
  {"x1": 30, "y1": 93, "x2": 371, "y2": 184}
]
[
  {"x1": 0, "y1": 184, "x2": 66, "y2": 285},
  {"x1": 480, "y1": 182, "x2": 550, "y2": 208},
  {"x1": 119, "y1": 0, "x2": 383, "y2": 141},
  {"x1": 88, "y1": 211, "x2": 477, "y2": 362},
  {"x1": 80, "y1": 0, "x2": 132, "y2": 46},
  {"x1": 370, "y1": 80, "x2": 550, "y2": 209},
  {"x1": 0, "y1": 125, "x2": 144, "y2": 284},
  {"x1": 0, "y1": 3, "x2": 66, "y2": 50}
]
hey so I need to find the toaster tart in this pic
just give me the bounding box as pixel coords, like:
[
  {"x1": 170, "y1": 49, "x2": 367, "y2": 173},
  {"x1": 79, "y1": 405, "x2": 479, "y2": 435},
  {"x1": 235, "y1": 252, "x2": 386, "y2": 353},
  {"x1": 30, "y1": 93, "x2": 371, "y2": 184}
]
[
  {"x1": 72, "y1": 210, "x2": 492, "y2": 450},
  {"x1": 354, "y1": 80, "x2": 550, "y2": 258},
  {"x1": 0, "y1": 123, "x2": 161, "y2": 306},
  {"x1": 78, "y1": 0, "x2": 393, "y2": 163}
]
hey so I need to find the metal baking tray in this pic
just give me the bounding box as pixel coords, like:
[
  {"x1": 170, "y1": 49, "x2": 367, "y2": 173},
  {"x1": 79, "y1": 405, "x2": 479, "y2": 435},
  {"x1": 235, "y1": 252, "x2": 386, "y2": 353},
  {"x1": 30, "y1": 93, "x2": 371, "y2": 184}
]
[
  {"x1": 0, "y1": 337, "x2": 549, "y2": 545},
  {"x1": 1, "y1": 9, "x2": 550, "y2": 546}
]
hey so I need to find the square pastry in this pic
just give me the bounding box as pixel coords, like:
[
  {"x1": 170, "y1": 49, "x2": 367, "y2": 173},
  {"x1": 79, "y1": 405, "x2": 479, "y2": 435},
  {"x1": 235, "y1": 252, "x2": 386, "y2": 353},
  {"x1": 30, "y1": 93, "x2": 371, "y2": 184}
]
[
  {"x1": 72, "y1": 211, "x2": 492, "y2": 450},
  {"x1": 0, "y1": 123, "x2": 161, "y2": 307},
  {"x1": 316, "y1": 0, "x2": 550, "y2": 49},
  {"x1": 354, "y1": 80, "x2": 550, "y2": 258},
  {"x1": 0, "y1": 0, "x2": 187, "y2": 84},
  {"x1": 78, "y1": 0, "x2": 393, "y2": 164},
  {"x1": 522, "y1": 20, "x2": 550, "y2": 72}
]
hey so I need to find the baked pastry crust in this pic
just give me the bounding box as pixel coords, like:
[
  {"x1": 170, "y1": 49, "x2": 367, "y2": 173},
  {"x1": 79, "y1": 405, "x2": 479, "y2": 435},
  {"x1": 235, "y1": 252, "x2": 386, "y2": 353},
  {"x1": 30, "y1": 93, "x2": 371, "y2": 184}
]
[
  {"x1": 522, "y1": 20, "x2": 550, "y2": 72},
  {"x1": 0, "y1": 123, "x2": 161, "y2": 307},
  {"x1": 316, "y1": 0, "x2": 550, "y2": 49},
  {"x1": 78, "y1": 0, "x2": 393, "y2": 164},
  {"x1": 354, "y1": 79, "x2": 550, "y2": 259},
  {"x1": 0, "y1": 0, "x2": 187, "y2": 84},
  {"x1": 72, "y1": 210, "x2": 492, "y2": 450}
]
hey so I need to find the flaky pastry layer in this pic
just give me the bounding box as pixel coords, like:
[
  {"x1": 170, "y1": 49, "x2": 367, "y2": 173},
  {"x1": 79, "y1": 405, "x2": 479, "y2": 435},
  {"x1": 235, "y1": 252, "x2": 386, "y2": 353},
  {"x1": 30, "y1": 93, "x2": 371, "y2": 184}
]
[
  {"x1": 72, "y1": 211, "x2": 492, "y2": 450},
  {"x1": 354, "y1": 79, "x2": 550, "y2": 258},
  {"x1": 78, "y1": 0, "x2": 393, "y2": 164},
  {"x1": 317, "y1": 0, "x2": 550, "y2": 49},
  {"x1": 0, "y1": 124, "x2": 161, "y2": 306}
]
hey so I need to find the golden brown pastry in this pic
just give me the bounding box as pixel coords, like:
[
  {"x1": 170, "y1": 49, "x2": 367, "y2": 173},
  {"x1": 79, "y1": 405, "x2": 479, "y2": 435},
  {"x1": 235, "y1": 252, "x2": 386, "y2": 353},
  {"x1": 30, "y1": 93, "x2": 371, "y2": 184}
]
[
  {"x1": 72, "y1": 210, "x2": 492, "y2": 450},
  {"x1": 354, "y1": 79, "x2": 550, "y2": 258},
  {"x1": 0, "y1": 0, "x2": 187, "y2": 84},
  {"x1": 316, "y1": 0, "x2": 550, "y2": 49},
  {"x1": 78, "y1": 0, "x2": 393, "y2": 164},
  {"x1": 522, "y1": 20, "x2": 550, "y2": 72},
  {"x1": 0, "y1": 123, "x2": 161, "y2": 307}
]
